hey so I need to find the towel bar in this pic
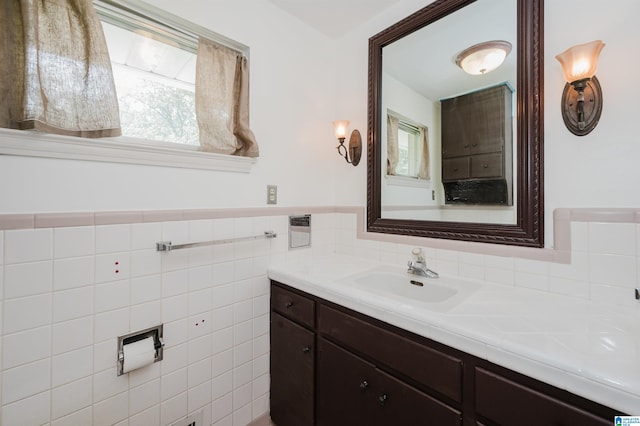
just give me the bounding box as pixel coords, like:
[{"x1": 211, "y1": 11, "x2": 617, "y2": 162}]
[{"x1": 156, "y1": 231, "x2": 277, "y2": 252}]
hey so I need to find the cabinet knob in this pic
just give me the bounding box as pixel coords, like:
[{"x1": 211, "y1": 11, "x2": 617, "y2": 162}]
[
  {"x1": 285, "y1": 301, "x2": 293, "y2": 308},
  {"x1": 302, "y1": 346, "x2": 311, "y2": 354},
  {"x1": 359, "y1": 380, "x2": 369, "y2": 390},
  {"x1": 378, "y1": 394, "x2": 388, "y2": 405},
  {"x1": 453, "y1": 167, "x2": 458, "y2": 171},
  {"x1": 483, "y1": 164, "x2": 489, "y2": 168}
]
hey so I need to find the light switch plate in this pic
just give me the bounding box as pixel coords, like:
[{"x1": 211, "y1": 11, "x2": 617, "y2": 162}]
[{"x1": 267, "y1": 185, "x2": 277, "y2": 204}]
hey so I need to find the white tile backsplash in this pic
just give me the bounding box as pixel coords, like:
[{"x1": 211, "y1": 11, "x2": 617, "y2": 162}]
[
  {"x1": 589, "y1": 253, "x2": 637, "y2": 288},
  {"x1": 4, "y1": 260, "x2": 52, "y2": 299},
  {"x1": 1, "y1": 210, "x2": 638, "y2": 426},
  {"x1": 2, "y1": 390, "x2": 50, "y2": 426},
  {"x1": 589, "y1": 222, "x2": 636, "y2": 256},
  {"x1": 51, "y1": 376, "x2": 92, "y2": 420},
  {"x1": 129, "y1": 378, "x2": 161, "y2": 416},
  {"x1": 2, "y1": 326, "x2": 51, "y2": 370},
  {"x1": 54, "y1": 226, "x2": 94, "y2": 259},
  {"x1": 53, "y1": 286, "x2": 94, "y2": 322},
  {"x1": 95, "y1": 252, "x2": 130, "y2": 283},
  {"x1": 51, "y1": 406, "x2": 92, "y2": 426},
  {"x1": 51, "y1": 346, "x2": 94, "y2": 387},
  {"x1": 53, "y1": 256, "x2": 94, "y2": 291},
  {"x1": 96, "y1": 224, "x2": 132, "y2": 254},
  {"x1": 5, "y1": 228, "x2": 52, "y2": 264},
  {"x1": 3, "y1": 293, "x2": 52, "y2": 334},
  {"x1": 2, "y1": 359, "x2": 50, "y2": 404},
  {"x1": 52, "y1": 317, "x2": 93, "y2": 355},
  {"x1": 161, "y1": 367, "x2": 188, "y2": 401}
]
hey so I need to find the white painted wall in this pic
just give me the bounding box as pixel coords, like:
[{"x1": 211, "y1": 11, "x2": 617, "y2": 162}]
[
  {"x1": 381, "y1": 72, "x2": 438, "y2": 209},
  {"x1": 333, "y1": 0, "x2": 640, "y2": 247},
  {"x1": 0, "y1": 0, "x2": 340, "y2": 213},
  {"x1": 1, "y1": 0, "x2": 639, "y2": 238}
]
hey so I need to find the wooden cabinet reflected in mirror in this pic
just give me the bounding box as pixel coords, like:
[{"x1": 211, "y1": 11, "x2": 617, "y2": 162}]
[
  {"x1": 367, "y1": 0, "x2": 544, "y2": 247},
  {"x1": 441, "y1": 83, "x2": 513, "y2": 207}
]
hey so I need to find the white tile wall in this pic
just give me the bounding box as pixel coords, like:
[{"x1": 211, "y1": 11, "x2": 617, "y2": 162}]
[{"x1": 1, "y1": 211, "x2": 639, "y2": 426}]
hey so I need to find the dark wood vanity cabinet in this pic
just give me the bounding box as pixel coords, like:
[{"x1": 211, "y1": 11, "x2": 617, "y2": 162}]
[
  {"x1": 317, "y1": 305, "x2": 462, "y2": 426},
  {"x1": 270, "y1": 281, "x2": 622, "y2": 426},
  {"x1": 270, "y1": 285, "x2": 315, "y2": 426},
  {"x1": 441, "y1": 83, "x2": 513, "y2": 205}
]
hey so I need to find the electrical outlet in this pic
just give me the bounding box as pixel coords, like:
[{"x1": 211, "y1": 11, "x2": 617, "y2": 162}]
[{"x1": 267, "y1": 185, "x2": 277, "y2": 204}]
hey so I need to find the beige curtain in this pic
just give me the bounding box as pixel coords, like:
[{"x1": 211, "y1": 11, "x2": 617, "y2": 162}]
[
  {"x1": 386, "y1": 114, "x2": 399, "y2": 175},
  {"x1": 417, "y1": 126, "x2": 430, "y2": 180},
  {"x1": 196, "y1": 38, "x2": 259, "y2": 157},
  {"x1": 0, "y1": 0, "x2": 121, "y2": 137}
]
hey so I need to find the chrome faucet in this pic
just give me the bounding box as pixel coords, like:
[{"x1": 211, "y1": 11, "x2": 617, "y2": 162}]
[{"x1": 407, "y1": 248, "x2": 439, "y2": 278}]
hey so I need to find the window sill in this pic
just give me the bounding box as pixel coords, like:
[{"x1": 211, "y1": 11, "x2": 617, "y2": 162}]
[
  {"x1": 0, "y1": 128, "x2": 256, "y2": 173},
  {"x1": 385, "y1": 175, "x2": 431, "y2": 188}
]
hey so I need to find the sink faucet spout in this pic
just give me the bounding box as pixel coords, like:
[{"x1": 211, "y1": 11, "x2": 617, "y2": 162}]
[{"x1": 407, "y1": 248, "x2": 439, "y2": 278}]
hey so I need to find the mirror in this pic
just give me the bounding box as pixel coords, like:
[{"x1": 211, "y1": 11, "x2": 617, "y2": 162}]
[{"x1": 367, "y1": 0, "x2": 543, "y2": 247}]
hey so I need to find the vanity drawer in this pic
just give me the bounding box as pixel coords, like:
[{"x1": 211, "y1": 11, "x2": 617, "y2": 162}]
[
  {"x1": 442, "y1": 157, "x2": 470, "y2": 181},
  {"x1": 271, "y1": 283, "x2": 315, "y2": 328},
  {"x1": 475, "y1": 367, "x2": 612, "y2": 426},
  {"x1": 471, "y1": 153, "x2": 503, "y2": 178},
  {"x1": 318, "y1": 304, "x2": 462, "y2": 403}
]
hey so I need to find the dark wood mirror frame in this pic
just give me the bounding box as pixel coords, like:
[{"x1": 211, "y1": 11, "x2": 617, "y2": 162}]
[{"x1": 367, "y1": 0, "x2": 544, "y2": 247}]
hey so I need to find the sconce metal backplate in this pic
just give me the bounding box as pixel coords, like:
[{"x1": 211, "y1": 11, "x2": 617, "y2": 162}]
[
  {"x1": 349, "y1": 129, "x2": 362, "y2": 166},
  {"x1": 561, "y1": 76, "x2": 603, "y2": 136}
]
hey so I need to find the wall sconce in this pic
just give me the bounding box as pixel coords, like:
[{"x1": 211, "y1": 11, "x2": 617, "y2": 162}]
[
  {"x1": 333, "y1": 120, "x2": 362, "y2": 166},
  {"x1": 455, "y1": 40, "x2": 512, "y2": 75},
  {"x1": 555, "y1": 40, "x2": 605, "y2": 136}
]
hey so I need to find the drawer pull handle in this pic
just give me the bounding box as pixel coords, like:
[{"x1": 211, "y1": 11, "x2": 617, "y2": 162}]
[
  {"x1": 359, "y1": 380, "x2": 369, "y2": 390},
  {"x1": 378, "y1": 394, "x2": 388, "y2": 405},
  {"x1": 285, "y1": 301, "x2": 293, "y2": 308},
  {"x1": 302, "y1": 346, "x2": 311, "y2": 354}
]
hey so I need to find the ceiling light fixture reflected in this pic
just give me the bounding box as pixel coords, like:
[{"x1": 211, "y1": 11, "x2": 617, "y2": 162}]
[{"x1": 455, "y1": 40, "x2": 512, "y2": 75}]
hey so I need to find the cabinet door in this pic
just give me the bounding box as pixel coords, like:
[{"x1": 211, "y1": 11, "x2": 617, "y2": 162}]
[
  {"x1": 317, "y1": 338, "x2": 376, "y2": 426},
  {"x1": 470, "y1": 153, "x2": 503, "y2": 178},
  {"x1": 270, "y1": 312, "x2": 315, "y2": 426},
  {"x1": 476, "y1": 367, "x2": 612, "y2": 426},
  {"x1": 442, "y1": 157, "x2": 471, "y2": 181},
  {"x1": 374, "y1": 369, "x2": 462, "y2": 426},
  {"x1": 466, "y1": 85, "x2": 509, "y2": 155},
  {"x1": 441, "y1": 97, "x2": 471, "y2": 158}
]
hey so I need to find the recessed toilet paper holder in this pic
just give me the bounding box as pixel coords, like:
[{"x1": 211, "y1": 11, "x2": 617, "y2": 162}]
[{"x1": 117, "y1": 324, "x2": 164, "y2": 376}]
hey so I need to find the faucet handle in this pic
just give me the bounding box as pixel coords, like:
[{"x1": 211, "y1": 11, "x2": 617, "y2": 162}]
[{"x1": 411, "y1": 248, "x2": 424, "y2": 261}]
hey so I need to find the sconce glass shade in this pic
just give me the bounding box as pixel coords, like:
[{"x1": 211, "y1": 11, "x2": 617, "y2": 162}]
[
  {"x1": 455, "y1": 40, "x2": 512, "y2": 75},
  {"x1": 333, "y1": 120, "x2": 349, "y2": 140},
  {"x1": 555, "y1": 40, "x2": 605, "y2": 83}
]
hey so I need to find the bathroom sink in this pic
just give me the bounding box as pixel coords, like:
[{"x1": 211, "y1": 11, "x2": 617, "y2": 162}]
[
  {"x1": 340, "y1": 267, "x2": 479, "y2": 310},
  {"x1": 353, "y1": 272, "x2": 456, "y2": 303}
]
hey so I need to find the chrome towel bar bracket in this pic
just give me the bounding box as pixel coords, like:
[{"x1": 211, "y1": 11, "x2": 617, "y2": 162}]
[{"x1": 156, "y1": 231, "x2": 277, "y2": 252}]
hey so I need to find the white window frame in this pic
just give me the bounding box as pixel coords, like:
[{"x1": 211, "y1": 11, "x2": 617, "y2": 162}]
[{"x1": 0, "y1": 0, "x2": 255, "y2": 173}]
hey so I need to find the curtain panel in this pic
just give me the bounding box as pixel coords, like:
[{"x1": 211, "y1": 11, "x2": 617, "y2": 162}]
[
  {"x1": 386, "y1": 114, "x2": 399, "y2": 175},
  {"x1": 417, "y1": 126, "x2": 430, "y2": 180},
  {"x1": 196, "y1": 38, "x2": 259, "y2": 157},
  {"x1": 0, "y1": 0, "x2": 121, "y2": 137}
]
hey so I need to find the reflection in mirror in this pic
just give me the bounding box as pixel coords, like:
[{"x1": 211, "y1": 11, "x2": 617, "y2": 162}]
[
  {"x1": 367, "y1": 0, "x2": 544, "y2": 247},
  {"x1": 382, "y1": 0, "x2": 516, "y2": 224}
]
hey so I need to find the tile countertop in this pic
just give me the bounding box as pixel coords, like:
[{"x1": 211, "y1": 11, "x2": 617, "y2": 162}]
[{"x1": 267, "y1": 255, "x2": 640, "y2": 415}]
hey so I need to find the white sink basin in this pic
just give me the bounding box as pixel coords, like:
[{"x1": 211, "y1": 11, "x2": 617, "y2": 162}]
[
  {"x1": 354, "y1": 272, "x2": 457, "y2": 303},
  {"x1": 340, "y1": 267, "x2": 479, "y2": 311}
]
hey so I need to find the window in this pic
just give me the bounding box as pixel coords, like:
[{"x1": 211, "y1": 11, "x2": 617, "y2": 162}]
[
  {"x1": 100, "y1": 19, "x2": 199, "y2": 146},
  {"x1": 0, "y1": 0, "x2": 257, "y2": 171},
  {"x1": 386, "y1": 112, "x2": 430, "y2": 181},
  {"x1": 396, "y1": 122, "x2": 422, "y2": 178}
]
